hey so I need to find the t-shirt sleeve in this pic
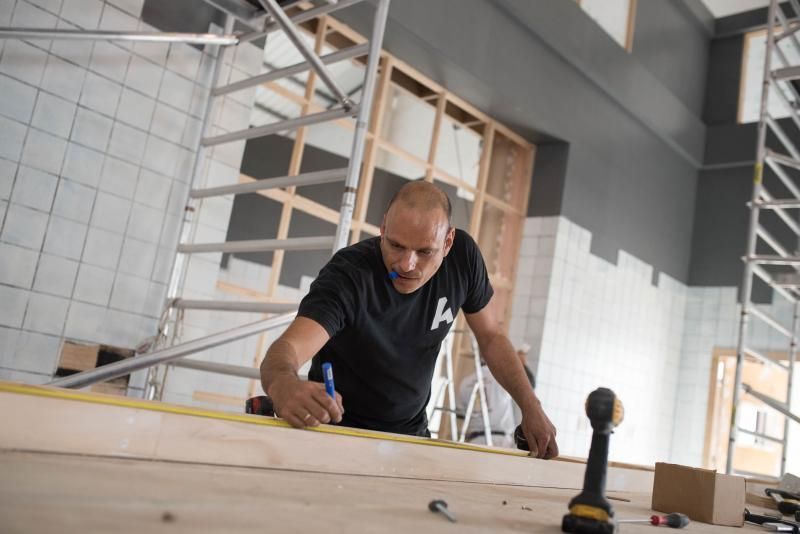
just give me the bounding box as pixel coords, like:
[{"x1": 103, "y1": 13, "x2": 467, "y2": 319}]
[
  {"x1": 297, "y1": 252, "x2": 359, "y2": 338},
  {"x1": 460, "y1": 230, "x2": 494, "y2": 314}
]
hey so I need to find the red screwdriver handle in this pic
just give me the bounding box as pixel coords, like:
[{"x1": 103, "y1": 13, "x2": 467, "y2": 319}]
[{"x1": 650, "y1": 513, "x2": 690, "y2": 528}]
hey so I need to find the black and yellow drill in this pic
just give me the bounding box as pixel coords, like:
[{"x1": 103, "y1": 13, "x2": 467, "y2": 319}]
[{"x1": 561, "y1": 387, "x2": 624, "y2": 534}]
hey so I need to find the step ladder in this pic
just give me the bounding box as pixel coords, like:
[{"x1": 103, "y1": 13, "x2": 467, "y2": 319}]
[
  {"x1": 730, "y1": 0, "x2": 800, "y2": 477},
  {"x1": 142, "y1": 0, "x2": 391, "y2": 399},
  {"x1": 427, "y1": 330, "x2": 493, "y2": 444}
]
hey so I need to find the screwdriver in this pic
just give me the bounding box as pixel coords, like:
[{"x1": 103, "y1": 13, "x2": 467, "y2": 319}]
[{"x1": 618, "y1": 513, "x2": 690, "y2": 528}]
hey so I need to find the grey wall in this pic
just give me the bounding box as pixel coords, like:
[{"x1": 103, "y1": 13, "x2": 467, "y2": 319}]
[
  {"x1": 689, "y1": 9, "x2": 800, "y2": 301},
  {"x1": 333, "y1": 0, "x2": 712, "y2": 284}
]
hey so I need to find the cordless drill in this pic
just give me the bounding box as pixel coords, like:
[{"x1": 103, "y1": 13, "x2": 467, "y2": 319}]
[{"x1": 562, "y1": 387, "x2": 624, "y2": 534}]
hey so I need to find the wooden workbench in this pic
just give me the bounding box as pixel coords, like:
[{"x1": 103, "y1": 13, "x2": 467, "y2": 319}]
[{"x1": 0, "y1": 382, "x2": 772, "y2": 533}]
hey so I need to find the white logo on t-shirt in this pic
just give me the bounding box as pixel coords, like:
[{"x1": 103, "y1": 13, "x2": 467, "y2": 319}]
[{"x1": 431, "y1": 296, "x2": 454, "y2": 330}]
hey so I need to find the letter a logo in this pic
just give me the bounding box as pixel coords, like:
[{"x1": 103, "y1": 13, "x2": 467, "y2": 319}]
[{"x1": 431, "y1": 297, "x2": 454, "y2": 330}]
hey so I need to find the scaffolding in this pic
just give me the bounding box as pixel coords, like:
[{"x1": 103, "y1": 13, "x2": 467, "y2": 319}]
[
  {"x1": 730, "y1": 0, "x2": 800, "y2": 477},
  {"x1": 0, "y1": 0, "x2": 392, "y2": 388}
]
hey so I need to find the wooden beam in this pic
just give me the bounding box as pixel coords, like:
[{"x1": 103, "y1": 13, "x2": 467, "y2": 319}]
[{"x1": 425, "y1": 93, "x2": 447, "y2": 182}]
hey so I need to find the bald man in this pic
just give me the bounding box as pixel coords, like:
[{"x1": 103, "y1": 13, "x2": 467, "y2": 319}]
[{"x1": 261, "y1": 181, "x2": 558, "y2": 458}]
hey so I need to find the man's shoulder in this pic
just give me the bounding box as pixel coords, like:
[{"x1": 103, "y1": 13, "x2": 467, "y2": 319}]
[{"x1": 450, "y1": 228, "x2": 481, "y2": 259}]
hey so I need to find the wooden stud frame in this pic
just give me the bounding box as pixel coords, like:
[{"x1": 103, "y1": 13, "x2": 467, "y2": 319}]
[{"x1": 217, "y1": 6, "x2": 536, "y2": 384}]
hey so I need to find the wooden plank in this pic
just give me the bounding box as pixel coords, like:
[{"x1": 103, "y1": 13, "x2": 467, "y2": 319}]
[
  {"x1": 1, "y1": 450, "x2": 743, "y2": 534},
  {"x1": 425, "y1": 93, "x2": 447, "y2": 182},
  {"x1": 0, "y1": 384, "x2": 654, "y2": 493},
  {"x1": 625, "y1": 0, "x2": 637, "y2": 52},
  {"x1": 59, "y1": 342, "x2": 99, "y2": 371}
]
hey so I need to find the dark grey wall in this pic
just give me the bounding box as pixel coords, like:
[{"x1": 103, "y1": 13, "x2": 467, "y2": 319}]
[{"x1": 335, "y1": 0, "x2": 712, "y2": 283}]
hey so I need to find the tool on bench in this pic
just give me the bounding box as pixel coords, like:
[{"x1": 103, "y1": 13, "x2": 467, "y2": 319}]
[
  {"x1": 429, "y1": 499, "x2": 457, "y2": 523},
  {"x1": 745, "y1": 508, "x2": 800, "y2": 533},
  {"x1": 766, "y1": 489, "x2": 800, "y2": 516},
  {"x1": 245, "y1": 395, "x2": 275, "y2": 416},
  {"x1": 562, "y1": 387, "x2": 624, "y2": 534},
  {"x1": 617, "y1": 513, "x2": 689, "y2": 528}
]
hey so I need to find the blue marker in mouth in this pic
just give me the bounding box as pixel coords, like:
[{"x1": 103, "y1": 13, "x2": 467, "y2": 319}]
[{"x1": 388, "y1": 271, "x2": 399, "y2": 280}]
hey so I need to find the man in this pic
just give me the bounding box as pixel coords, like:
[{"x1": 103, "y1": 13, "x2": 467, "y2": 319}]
[{"x1": 261, "y1": 181, "x2": 558, "y2": 459}]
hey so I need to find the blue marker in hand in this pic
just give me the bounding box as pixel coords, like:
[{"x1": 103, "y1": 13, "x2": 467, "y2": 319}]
[{"x1": 322, "y1": 362, "x2": 335, "y2": 399}]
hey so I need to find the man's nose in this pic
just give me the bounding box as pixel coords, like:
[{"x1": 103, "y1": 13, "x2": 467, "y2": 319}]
[{"x1": 398, "y1": 251, "x2": 417, "y2": 272}]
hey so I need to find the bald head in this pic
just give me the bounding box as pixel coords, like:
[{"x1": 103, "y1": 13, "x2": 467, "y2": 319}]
[{"x1": 385, "y1": 181, "x2": 452, "y2": 226}]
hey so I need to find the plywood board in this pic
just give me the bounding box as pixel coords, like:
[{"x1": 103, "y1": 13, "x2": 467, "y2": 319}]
[
  {"x1": 0, "y1": 383, "x2": 652, "y2": 494},
  {"x1": 0, "y1": 450, "x2": 767, "y2": 534}
]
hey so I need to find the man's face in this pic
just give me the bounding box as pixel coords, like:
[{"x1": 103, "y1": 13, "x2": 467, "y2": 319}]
[{"x1": 379, "y1": 203, "x2": 455, "y2": 294}]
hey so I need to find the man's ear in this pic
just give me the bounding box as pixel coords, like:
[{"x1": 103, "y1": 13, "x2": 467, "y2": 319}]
[
  {"x1": 443, "y1": 227, "x2": 455, "y2": 256},
  {"x1": 380, "y1": 215, "x2": 386, "y2": 241}
]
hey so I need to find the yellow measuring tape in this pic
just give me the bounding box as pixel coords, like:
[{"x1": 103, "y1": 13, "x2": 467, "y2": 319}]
[{"x1": 0, "y1": 381, "x2": 529, "y2": 458}]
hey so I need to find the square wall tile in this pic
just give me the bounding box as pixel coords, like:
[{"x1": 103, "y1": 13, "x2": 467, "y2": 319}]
[
  {"x1": 0, "y1": 73, "x2": 37, "y2": 123},
  {"x1": 125, "y1": 55, "x2": 163, "y2": 98},
  {"x1": 20, "y1": 128, "x2": 68, "y2": 176},
  {"x1": 133, "y1": 38, "x2": 168, "y2": 66},
  {"x1": 0, "y1": 242, "x2": 39, "y2": 288},
  {"x1": 166, "y1": 44, "x2": 202, "y2": 81},
  {"x1": 99, "y1": 156, "x2": 138, "y2": 199},
  {"x1": 142, "y1": 135, "x2": 180, "y2": 177},
  {"x1": 64, "y1": 301, "x2": 106, "y2": 343},
  {"x1": 118, "y1": 237, "x2": 156, "y2": 279},
  {"x1": 79, "y1": 72, "x2": 122, "y2": 117},
  {"x1": 10, "y1": 165, "x2": 58, "y2": 212},
  {"x1": 1, "y1": 203, "x2": 49, "y2": 250},
  {"x1": 52, "y1": 178, "x2": 96, "y2": 223},
  {"x1": 134, "y1": 169, "x2": 171, "y2": 210},
  {"x1": 99, "y1": 4, "x2": 138, "y2": 33},
  {"x1": 71, "y1": 107, "x2": 113, "y2": 152},
  {"x1": 31, "y1": 92, "x2": 77, "y2": 139},
  {"x1": 110, "y1": 272, "x2": 149, "y2": 314},
  {"x1": 11, "y1": 330, "x2": 60, "y2": 375},
  {"x1": 61, "y1": 142, "x2": 104, "y2": 188},
  {"x1": 158, "y1": 71, "x2": 194, "y2": 113},
  {"x1": 107, "y1": 122, "x2": 147, "y2": 164},
  {"x1": 126, "y1": 202, "x2": 163, "y2": 243},
  {"x1": 23, "y1": 292, "x2": 69, "y2": 336},
  {"x1": 150, "y1": 102, "x2": 187, "y2": 145},
  {"x1": 0, "y1": 115, "x2": 29, "y2": 162},
  {"x1": 40, "y1": 54, "x2": 86, "y2": 103},
  {"x1": 42, "y1": 215, "x2": 88, "y2": 260},
  {"x1": 82, "y1": 227, "x2": 123, "y2": 269},
  {"x1": 0, "y1": 326, "x2": 20, "y2": 368},
  {"x1": 0, "y1": 285, "x2": 28, "y2": 328},
  {"x1": 73, "y1": 263, "x2": 115, "y2": 306},
  {"x1": 89, "y1": 41, "x2": 130, "y2": 83},
  {"x1": 0, "y1": 158, "x2": 18, "y2": 199},
  {"x1": 60, "y1": 0, "x2": 103, "y2": 29},
  {"x1": 33, "y1": 253, "x2": 79, "y2": 298},
  {"x1": 0, "y1": 40, "x2": 48, "y2": 87},
  {"x1": 116, "y1": 87, "x2": 155, "y2": 131},
  {"x1": 91, "y1": 192, "x2": 131, "y2": 234}
]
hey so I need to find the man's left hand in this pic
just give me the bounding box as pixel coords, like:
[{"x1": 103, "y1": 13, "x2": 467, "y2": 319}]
[{"x1": 521, "y1": 401, "x2": 558, "y2": 459}]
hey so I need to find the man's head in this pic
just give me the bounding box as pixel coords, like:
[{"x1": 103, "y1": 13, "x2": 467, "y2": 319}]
[{"x1": 380, "y1": 181, "x2": 455, "y2": 294}]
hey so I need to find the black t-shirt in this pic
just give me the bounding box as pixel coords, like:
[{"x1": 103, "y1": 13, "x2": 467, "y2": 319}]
[{"x1": 298, "y1": 228, "x2": 494, "y2": 435}]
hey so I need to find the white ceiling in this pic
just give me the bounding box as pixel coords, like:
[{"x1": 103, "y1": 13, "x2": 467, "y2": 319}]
[{"x1": 699, "y1": 0, "x2": 770, "y2": 19}]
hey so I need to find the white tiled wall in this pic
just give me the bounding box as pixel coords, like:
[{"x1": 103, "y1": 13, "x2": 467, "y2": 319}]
[
  {"x1": 0, "y1": 0, "x2": 261, "y2": 385},
  {"x1": 510, "y1": 216, "x2": 799, "y2": 467}
]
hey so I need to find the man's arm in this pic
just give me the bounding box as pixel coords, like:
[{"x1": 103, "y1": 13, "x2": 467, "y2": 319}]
[
  {"x1": 261, "y1": 316, "x2": 344, "y2": 428},
  {"x1": 464, "y1": 296, "x2": 558, "y2": 459}
]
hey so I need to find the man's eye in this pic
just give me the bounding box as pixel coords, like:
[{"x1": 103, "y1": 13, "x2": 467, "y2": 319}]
[
  {"x1": 391, "y1": 243, "x2": 403, "y2": 249},
  {"x1": 420, "y1": 250, "x2": 433, "y2": 256}
]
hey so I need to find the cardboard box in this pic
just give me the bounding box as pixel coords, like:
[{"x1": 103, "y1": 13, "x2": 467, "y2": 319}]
[{"x1": 651, "y1": 462, "x2": 745, "y2": 526}]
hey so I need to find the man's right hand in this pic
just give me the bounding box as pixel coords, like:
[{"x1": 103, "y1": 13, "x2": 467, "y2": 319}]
[{"x1": 267, "y1": 376, "x2": 344, "y2": 428}]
